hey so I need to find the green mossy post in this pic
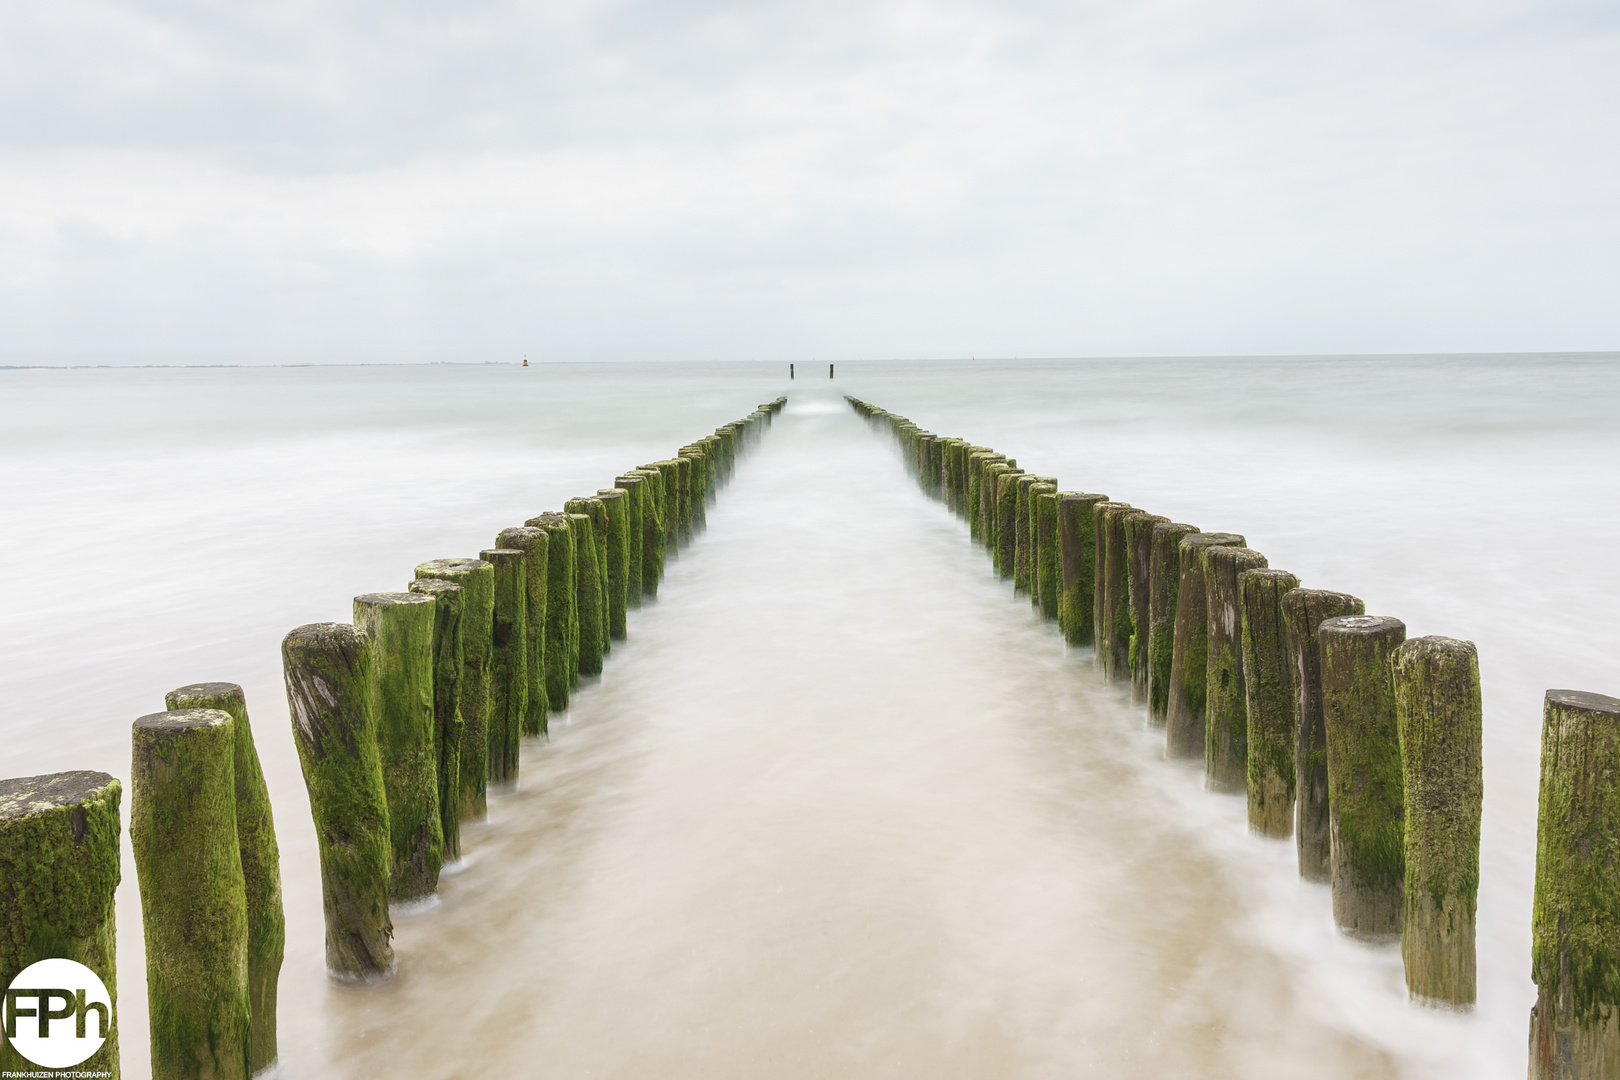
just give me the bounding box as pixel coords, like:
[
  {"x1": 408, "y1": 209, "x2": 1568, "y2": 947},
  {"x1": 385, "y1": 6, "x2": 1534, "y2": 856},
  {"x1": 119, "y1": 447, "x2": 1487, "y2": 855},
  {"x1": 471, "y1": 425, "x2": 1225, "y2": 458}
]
[
  {"x1": 941, "y1": 439, "x2": 964, "y2": 513},
  {"x1": 672, "y1": 457, "x2": 694, "y2": 546},
  {"x1": 994, "y1": 469, "x2": 1026, "y2": 579},
  {"x1": 1392, "y1": 636, "x2": 1481, "y2": 1008},
  {"x1": 1033, "y1": 491, "x2": 1061, "y2": 620},
  {"x1": 352, "y1": 592, "x2": 443, "y2": 901},
  {"x1": 162, "y1": 683, "x2": 283, "y2": 1072},
  {"x1": 1013, "y1": 475, "x2": 1042, "y2": 594},
  {"x1": 629, "y1": 469, "x2": 666, "y2": 597},
  {"x1": 614, "y1": 475, "x2": 646, "y2": 607},
  {"x1": 1147, "y1": 522, "x2": 1199, "y2": 725},
  {"x1": 1237, "y1": 569, "x2": 1301, "y2": 836},
  {"x1": 595, "y1": 489, "x2": 630, "y2": 641},
  {"x1": 1093, "y1": 502, "x2": 1135, "y2": 680},
  {"x1": 565, "y1": 512, "x2": 605, "y2": 676},
  {"x1": 0, "y1": 771, "x2": 122, "y2": 1079},
  {"x1": 1164, "y1": 532, "x2": 1245, "y2": 759},
  {"x1": 406, "y1": 578, "x2": 464, "y2": 862},
  {"x1": 565, "y1": 497, "x2": 610, "y2": 657},
  {"x1": 643, "y1": 461, "x2": 681, "y2": 554},
  {"x1": 1203, "y1": 546, "x2": 1269, "y2": 793},
  {"x1": 974, "y1": 457, "x2": 1007, "y2": 547},
  {"x1": 495, "y1": 527, "x2": 551, "y2": 733},
  {"x1": 414, "y1": 559, "x2": 493, "y2": 821},
  {"x1": 1057, "y1": 493, "x2": 1108, "y2": 647},
  {"x1": 968, "y1": 452, "x2": 1004, "y2": 542},
  {"x1": 525, "y1": 516, "x2": 578, "y2": 699},
  {"x1": 131, "y1": 709, "x2": 252, "y2": 1080},
  {"x1": 478, "y1": 548, "x2": 528, "y2": 786},
  {"x1": 1125, "y1": 511, "x2": 1169, "y2": 703},
  {"x1": 678, "y1": 451, "x2": 707, "y2": 532},
  {"x1": 1530, "y1": 690, "x2": 1620, "y2": 1076},
  {"x1": 1319, "y1": 614, "x2": 1408, "y2": 939},
  {"x1": 282, "y1": 623, "x2": 393, "y2": 979}
]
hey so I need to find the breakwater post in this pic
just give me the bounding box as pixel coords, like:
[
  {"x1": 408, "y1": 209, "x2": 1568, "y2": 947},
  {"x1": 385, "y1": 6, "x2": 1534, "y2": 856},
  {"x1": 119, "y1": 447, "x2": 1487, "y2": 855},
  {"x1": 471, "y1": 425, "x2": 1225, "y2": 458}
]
[
  {"x1": 969, "y1": 452, "x2": 1005, "y2": 544},
  {"x1": 1147, "y1": 522, "x2": 1198, "y2": 724},
  {"x1": 0, "y1": 771, "x2": 122, "y2": 1078},
  {"x1": 614, "y1": 474, "x2": 646, "y2": 607},
  {"x1": 406, "y1": 578, "x2": 465, "y2": 861},
  {"x1": 1392, "y1": 636, "x2": 1481, "y2": 1008},
  {"x1": 480, "y1": 548, "x2": 528, "y2": 785},
  {"x1": 496, "y1": 526, "x2": 551, "y2": 732},
  {"x1": 1164, "y1": 532, "x2": 1244, "y2": 759},
  {"x1": 415, "y1": 558, "x2": 494, "y2": 819},
  {"x1": 1125, "y1": 511, "x2": 1169, "y2": 703},
  {"x1": 564, "y1": 512, "x2": 605, "y2": 676},
  {"x1": 1203, "y1": 545, "x2": 1268, "y2": 793},
  {"x1": 595, "y1": 489, "x2": 631, "y2": 641},
  {"x1": 131, "y1": 708, "x2": 252, "y2": 1079},
  {"x1": 1093, "y1": 502, "x2": 1136, "y2": 680},
  {"x1": 282, "y1": 622, "x2": 394, "y2": 979},
  {"x1": 1057, "y1": 492, "x2": 1107, "y2": 646},
  {"x1": 994, "y1": 468, "x2": 1026, "y2": 578},
  {"x1": 1282, "y1": 588, "x2": 1364, "y2": 881},
  {"x1": 163, "y1": 683, "x2": 284, "y2": 1071},
  {"x1": 1236, "y1": 570, "x2": 1300, "y2": 836},
  {"x1": 1320, "y1": 614, "x2": 1407, "y2": 938},
  {"x1": 1033, "y1": 490, "x2": 1060, "y2": 620}
]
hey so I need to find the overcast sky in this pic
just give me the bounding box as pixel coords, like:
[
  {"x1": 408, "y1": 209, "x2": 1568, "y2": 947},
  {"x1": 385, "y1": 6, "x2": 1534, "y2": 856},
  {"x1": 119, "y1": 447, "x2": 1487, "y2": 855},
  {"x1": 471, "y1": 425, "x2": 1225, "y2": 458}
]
[{"x1": 2, "y1": 0, "x2": 1616, "y2": 363}]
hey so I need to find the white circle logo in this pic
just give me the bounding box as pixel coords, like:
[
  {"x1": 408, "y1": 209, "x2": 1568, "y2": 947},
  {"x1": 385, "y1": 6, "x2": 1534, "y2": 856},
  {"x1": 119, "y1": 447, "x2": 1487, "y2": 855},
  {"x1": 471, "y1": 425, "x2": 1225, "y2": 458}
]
[{"x1": 3, "y1": 957, "x2": 112, "y2": 1068}]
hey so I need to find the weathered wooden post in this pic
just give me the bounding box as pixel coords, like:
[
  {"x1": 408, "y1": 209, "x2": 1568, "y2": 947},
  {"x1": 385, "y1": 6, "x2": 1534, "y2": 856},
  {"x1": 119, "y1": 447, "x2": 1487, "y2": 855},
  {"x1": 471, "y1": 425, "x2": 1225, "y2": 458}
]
[
  {"x1": 414, "y1": 558, "x2": 493, "y2": 819},
  {"x1": 672, "y1": 457, "x2": 694, "y2": 546},
  {"x1": 0, "y1": 771, "x2": 122, "y2": 1078},
  {"x1": 565, "y1": 497, "x2": 610, "y2": 658},
  {"x1": 406, "y1": 578, "x2": 464, "y2": 861},
  {"x1": 614, "y1": 474, "x2": 646, "y2": 606},
  {"x1": 1391, "y1": 636, "x2": 1481, "y2": 1008},
  {"x1": 1281, "y1": 588, "x2": 1365, "y2": 880},
  {"x1": 352, "y1": 592, "x2": 442, "y2": 900},
  {"x1": 1320, "y1": 614, "x2": 1407, "y2": 938},
  {"x1": 1164, "y1": 532, "x2": 1244, "y2": 759},
  {"x1": 968, "y1": 451, "x2": 1004, "y2": 543},
  {"x1": 131, "y1": 708, "x2": 252, "y2": 1079},
  {"x1": 163, "y1": 683, "x2": 283, "y2": 1071},
  {"x1": 595, "y1": 489, "x2": 630, "y2": 641},
  {"x1": 1033, "y1": 491, "x2": 1060, "y2": 620},
  {"x1": 524, "y1": 515, "x2": 578, "y2": 704},
  {"x1": 994, "y1": 469, "x2": 1026, "y2": 579},
  {"x1": 1203, "y1": 546, "x2": 1269, "y2": 792},
  {"x1": 1125, "y1": 511, "x2": 1169, "y2": 703},
  {"x1": 565, "y1": 512, "x2": 604, "y2": 676},
  {"x1": 1013, "y1": 475, "x2": 1048, "y2": 595},
  {"x1": 282, "y1": 624, "x2": 393, "y2": 979},
  {"x1": 479, "y1": 548, "x2": 527, "y2": 785},
  {"x1": 1057, "y1": 492, "x2": 1108, "y2": 646},
  {"x1": 1237, "y1": 569, "x2": 1301, "y2": 836},
  {"x1": 1529, "y1": 689, "x2": 1620, "y2": 1075},
  {"x1": 1093, "y1": 502, "x2": 1135, "y2": 680},
  {"x1": 678, "y1": 449, "x2": 707, "y2": 532},
  {"x1": 1147, "y1": 522, "x2": 1199, "y2": 724},
  {"x1": 643, "y1": 461, "x2": 681, "y2": 553},
  {"x1": 495, "y1": 526, "x2": 550, "y2": 733}
]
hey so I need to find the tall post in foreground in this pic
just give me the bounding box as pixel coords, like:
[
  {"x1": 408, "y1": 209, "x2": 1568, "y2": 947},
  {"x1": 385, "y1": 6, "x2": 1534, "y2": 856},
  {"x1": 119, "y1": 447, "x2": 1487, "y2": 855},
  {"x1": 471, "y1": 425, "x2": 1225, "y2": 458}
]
[
  {"x1": 1237, "y1": 569, "x2": 1300, "y2": 836},
  {"x1": 1530, "y1": 689, "x2": 1620, "y2": 1077},
  {"x1": 495, "y1": 526, "x2": 550, "y2": 732},
  {"x1": 1057, "y1": 492, "x2": 1107, "y2": 646},
  {"x1": 353, "y1": 592, "x2": 442, "y2": 900},
  {"x1": 163, "y1": 683, "x2": 284, "y2": 1072},
  {"x1": 596, "y1": 488, "x2": 630, "y2": 641},
  {"x1": 1320, "y1": 614, "x2": 1407, "y2": 938},
  {"x1": 131, "y1": 708, "x2": 252, "y2": 1080},
  {"x1": 1203, "y1": 545, "x2": 1268, "y2": 793},
  {"x1": 1392, "y1": 636, "x2": 1481, "y2": 1008},
  {"x1": 414, "y1": 558, "x2": 493, "y2": 820},
  {"x1": 1147, "y1": 522, "x2": 1199, "y2": 725},
  {"x1": 406, "y1": 578, "x2": 464, "y2": 862},
  {"x1": 0, "y1": 772, "x2": 122, "y2": 1078},
  {"x1": 1125, "y1": 511, "x2": 1168, "y2": 703},
  {"x1": 1282, "y1": 588, "x2": 1364, "y2": 881},
  {"x1": 1164, "y1": 532, "x2": 1244, "y2": 759},
  {"x1": 282, "y1": 623, "x2": 394, "y2": 980},
  {"x1": 479, "y1": 548, "x2": 527, "y2": 786}
]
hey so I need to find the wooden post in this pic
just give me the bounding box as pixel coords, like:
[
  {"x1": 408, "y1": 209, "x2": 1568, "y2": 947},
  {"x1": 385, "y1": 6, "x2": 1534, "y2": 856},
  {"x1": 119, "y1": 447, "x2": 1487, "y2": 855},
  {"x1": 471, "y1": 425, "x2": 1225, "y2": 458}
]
[
  {"x1": 1320, "y1": 614, "x2": 1407, "y2": 938},
  {"x1": 595, "y1": 489, "x2": 630, "y2": 641},
  {"x1": 413, "y1": 558, "x2": 493, "y2": 821},
  {"x1": 1033, "y1": 491, "x2": 1061, "y2": 620},
  {"x1": 564, "y1": 513, "x2": 604, "y2": 676},
  {"x1": 1392, "y1": 636, "x2": 1481, "y2": 1008},
  {"x1": 1236, "y1": 569, "x2": 1300, "y2": 836},
  {"x1": 993, "y1": 469, "x2": 1026, "y2": 579},
  {"x1": 614, "y1": 474, "x2": 646, "y2": 607},
  {"x1": 1093, "y1": 502, "x2": 1135, "y2": 680},
  {"x1": 1530, "y1": 689, "x2": 1620, "y2": 1076},
  {"x1": 524, "y1": 515, "x2": 577, "y2": 706},
  {"x1": 131, "y1": 708, "x2": 252, "y2": 1079},
  {"x1": 163, "y1": 683, "x2": 284, "y2": 1072},
  {"x1": 1147, "y1": 522, "x2": 1199, "y2": 725},
  {"x1": 1203, "y1": 546, "x2": 1269, "y2": 793},
  {"x1": 968, "y1": 452, "x2": 1005, "y2": 543},
  {"x1": 1057, "y1": 493, "x2": 1108, "y2": 647},
  {"x1": 406, "y1": 578, "x2": 464, "y2": 862},
  {"x1": 479, "y1": 548, "x2": 528, "y2": 785},
  {"x1": 1164, "y1": 532, "x2": 1244, "y2": 759},
  {"x1": 0, "y1": 771, "x2": 122, "y2": 1078},
  {"x1": 1014, "y1": 475, "x2": 1050, "y2": 595},
  {"x1": 1125, "y1": 511, "x2": 1169, "y2": 703},
  {"x1": 282, "y1": 623, "x2": 394, "y2": 979},
  {"x1": 495, "y1": 526, "x2": 550, "y2": 732}
]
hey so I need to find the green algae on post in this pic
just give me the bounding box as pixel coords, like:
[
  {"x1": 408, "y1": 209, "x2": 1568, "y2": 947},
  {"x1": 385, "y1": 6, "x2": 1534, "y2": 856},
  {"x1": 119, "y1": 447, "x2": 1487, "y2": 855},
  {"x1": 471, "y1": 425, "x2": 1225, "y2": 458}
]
[
  {"x1": 1147, "y1": 522, "x2": 1199, "y2": 725},
  {"x1": 1281, "y1": 588, "x2": 1364, "y2": 881},
  {"x1": 131, "y1": 708, "x2": 252, "y2": 1079},
  {"x1": 994, "y1": 469, "x2": 1026, "y2": 580},
  {"x1": 1124, "y1": 511, "x2": 1168, "y2": 703},
  {"x1": 414, "y1": 558, "x2": 493, "y2": 820},
  {"x1": 643, "y1": 461, "x2": 682, "y2": 554},
  {"x1": 1319, "y1": 614, "x2": 1407, "y2": 938},
  {"x1": 627, "y1": 469, "x2": 666, "y2": 597},
  {"x1": 479, "y1": 549, "x2": 528, "y2": 786},
  {"x1": 353, "y1": 592, "x2": 443, "y2": 900},
  {"x1": 1203, "y1": 546, "x2": 1269, "y2": 793},
  {"x1": 1164, "y1": 532, "x2": 1244, "y2": 759},
  {"x1": 1392, "y1": 636, "x2": 1481, "y2": 1008},
  {"x1": 614, "y1": 475, "x2": 646, "y2": 607},
  {"x1": 672, "y1": 457, "x2": 694, "y2": 546},
  {"x1": 1530, "y1": 689, "x2": 1620, "y2": 1076},
  {"x1": 1015, "y1": 476, "x2": 1054, "y2": 597},
  {"x1": 565, "y1": 497, "x2": 611, "y2": 658},
  {"x1": 565, "y1": 512, "x2": 605, "y2": 676},
  {"x1": 282, "y1": 623, "x2": 394, "y2": 979},
  {"x1": 1058, "y1": 493, "x2": 1108, "y2": 646},
  {"x1": 1093, "y1": 502, "x2": 1135, "y2": 680},
  {"x1": 0, "y1": 771, "x2": 122, "y2": 1078},
  {"x1": 968, "y1": 451, "x2": 1004, "y2": 543},
  {"x1": 1033, "y1": 491, "x2": 1060, "y2": 620},
  {"x1": 406, "y1": 578, "x2": 464, "y2": 863},
  {"x1": 495, "y1": 527, "x2": 550, "y2": 731},
  {"x1": 163, "y1": 683, "x2": 283, "y2": 1072},
  {"x1": 1236, "y1": 569, "x2": 1300, "y2": 836},
  {"x1": 595, "y1": 489, "x2": 630, "y2": 641},
  {"x1": 525, "y1": 516, "x2": 578, "y2": 698}
]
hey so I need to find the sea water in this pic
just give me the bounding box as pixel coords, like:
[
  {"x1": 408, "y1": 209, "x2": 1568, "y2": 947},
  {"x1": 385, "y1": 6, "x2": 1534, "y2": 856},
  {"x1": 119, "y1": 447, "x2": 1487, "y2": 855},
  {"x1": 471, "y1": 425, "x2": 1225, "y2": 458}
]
[{"x1": 3, "y1": 356, "x2": 1617, "y2": 1078}]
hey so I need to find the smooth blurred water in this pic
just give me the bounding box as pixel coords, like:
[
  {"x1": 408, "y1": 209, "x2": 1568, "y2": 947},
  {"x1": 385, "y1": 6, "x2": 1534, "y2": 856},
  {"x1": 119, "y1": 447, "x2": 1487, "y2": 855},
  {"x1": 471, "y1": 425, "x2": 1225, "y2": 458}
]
[{"x1": 3, "y1": 356, "x2": 1617, "y2": 1078}]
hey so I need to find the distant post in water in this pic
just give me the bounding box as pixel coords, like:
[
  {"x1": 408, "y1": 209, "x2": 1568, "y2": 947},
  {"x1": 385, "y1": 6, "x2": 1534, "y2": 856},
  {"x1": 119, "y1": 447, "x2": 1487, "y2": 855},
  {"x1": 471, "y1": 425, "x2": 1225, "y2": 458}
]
[
  {"x1": 0, "y1": 771, "x2": 122, "y2": 1078},
  {"x1": 1124, "y1": 511, "x2": 1168, "y2": 702},
  {"x1": 406, "y1": 578, "x2": 465, "y2": 862},
  {"x1": 829, "y1": 363, "x2": 834, "y2": 378},
  {"x1": 131, "y1": 708, "x2": 252, "y2": 1079},
  {"x1": 1319, "y1": 614, "x2": 1407, "y2": 938},
  {"x1": 1203, "y1": 545, "x2": 1268, "y2": 793},
  {"x1": 1530, "y1": 689, "x2": 1620, "y2": 1076},
  {"x1": 1147, "y1": 522, "x2": 1199, "y2": 724},
  {"x1": 164, "y1": 682, "x2": 284, "y2": 1072},
  {"x1": 1392, "y1": 636, "x2": 1481, "y2": 1008},
  {"x1": 415, "y1": 558, "x2": 494, "y2": 821},
  {"x1": 496, "y1": 526, "x2": 551, "y2": 732},
  {"x1": 282, "y1": 622, "x2": 394, "y2": 980},
  {"x1": 1237, "y1": 569, "x2": 1300, "y2": 836},
  {"x1": 1057, "y1": 492, "x2": 1107, "y2": 646},
  {"x1": 479, "y1": 548, "x2": 528, "y2": 785},
  {"x1": 1164, "y1": 532, "x2": 1244, "y2": 759}
]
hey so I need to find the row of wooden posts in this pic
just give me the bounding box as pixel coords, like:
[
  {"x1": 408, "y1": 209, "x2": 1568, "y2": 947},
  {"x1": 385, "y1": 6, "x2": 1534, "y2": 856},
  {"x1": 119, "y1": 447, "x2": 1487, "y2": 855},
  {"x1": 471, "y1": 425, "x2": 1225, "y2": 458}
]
[
  {"x1": 847, "y1": 396, "x2": 1620, "y2": 1080},
  {"x1": 0, "y1": 398, "x2": 786, "y2": 1080}
]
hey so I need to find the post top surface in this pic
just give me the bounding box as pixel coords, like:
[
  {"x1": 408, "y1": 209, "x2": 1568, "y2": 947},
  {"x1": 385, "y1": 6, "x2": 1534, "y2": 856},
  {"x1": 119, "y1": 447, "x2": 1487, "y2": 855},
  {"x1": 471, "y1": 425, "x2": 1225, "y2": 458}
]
[
  {"x1": 355, "y1": 591, "x2": 435, "y2": 607},
  {"x1": 0, "y1": 770, "x2": 118, "y2": 819},
  {"x1": 134, "y1": 707, "x2": 232, "y2": 733},
  {"x1": 1546, "y1": 688, "x2": 1620, "y2": 715}
]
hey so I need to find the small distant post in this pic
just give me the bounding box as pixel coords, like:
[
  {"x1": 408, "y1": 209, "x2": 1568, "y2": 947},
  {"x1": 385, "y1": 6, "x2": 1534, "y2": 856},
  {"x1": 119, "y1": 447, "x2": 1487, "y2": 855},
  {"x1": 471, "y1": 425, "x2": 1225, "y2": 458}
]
[
  {"x1": 829, "y1": 363, "x2": 834, "y2": 379},
  {"x1": 790, "y1": 363, "x2": 795, "y2": 379}
]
